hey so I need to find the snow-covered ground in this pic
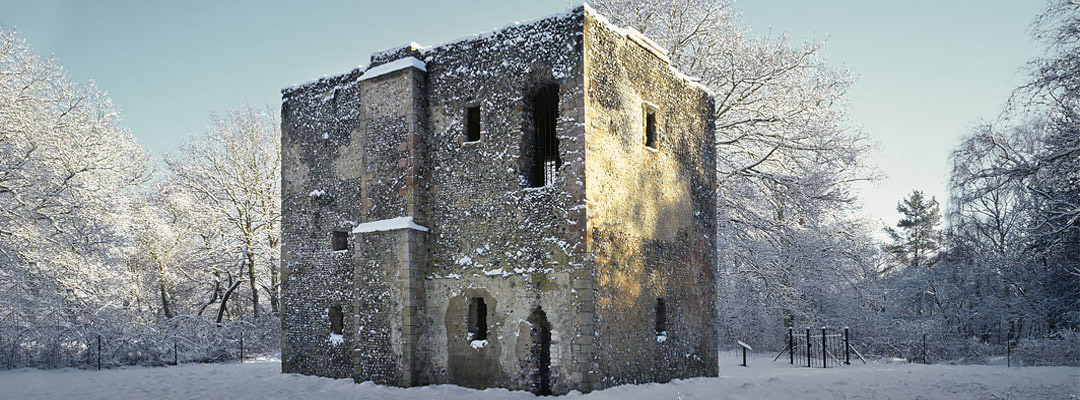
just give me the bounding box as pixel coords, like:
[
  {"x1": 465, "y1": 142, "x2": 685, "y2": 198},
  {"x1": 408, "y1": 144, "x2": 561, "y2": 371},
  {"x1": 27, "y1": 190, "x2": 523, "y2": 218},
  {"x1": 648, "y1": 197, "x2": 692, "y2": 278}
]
[{"x1": 1, "y1": 357, "x2": 1076, "y2": 400}]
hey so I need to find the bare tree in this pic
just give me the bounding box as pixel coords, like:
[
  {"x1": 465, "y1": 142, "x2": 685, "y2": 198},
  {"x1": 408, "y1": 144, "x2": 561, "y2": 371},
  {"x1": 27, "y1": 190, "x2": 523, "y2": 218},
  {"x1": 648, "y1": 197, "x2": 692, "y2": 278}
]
[{"x1": 166, "y1": 106, "x2": 281, "y2": 319}]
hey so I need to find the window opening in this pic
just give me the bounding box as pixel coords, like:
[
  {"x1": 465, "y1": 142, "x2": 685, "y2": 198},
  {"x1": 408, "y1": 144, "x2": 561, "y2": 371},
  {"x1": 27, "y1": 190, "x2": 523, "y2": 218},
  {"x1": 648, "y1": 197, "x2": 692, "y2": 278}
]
[
  {"x1": 465, "y1": 105, "x2": 481, "y2": 142},
  {"x1": 329, "y1": 304, "x2": 344, "y2": 335},
  {"x1": 645, "y1": 107, "x2": 658, "y2": 149},
  {"x1": 655, "y1": 298, "x2": 667, "y2": 336},
  {"x1": 529, "y1": 84, "x2": 560, "y2": 187},
  {"x1": 331, "y1": 231, "x2": 348, "y2": 251},
  {"x1": 468, "y1": 297, "x2": 488, "y2": 341}
]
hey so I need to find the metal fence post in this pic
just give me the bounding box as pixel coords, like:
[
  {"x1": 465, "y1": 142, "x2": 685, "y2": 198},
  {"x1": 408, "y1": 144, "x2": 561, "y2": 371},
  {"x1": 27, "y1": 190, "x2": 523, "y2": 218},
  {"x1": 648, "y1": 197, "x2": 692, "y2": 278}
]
[
  {"x1": 821, "y1": 327, "x2": 827, "y2": 368},
  {"x1": 1007, "y1": 340, "x2": 1011, "y2": 367},
  {"x1": 844, "y1": 327, "x2": 850, "y2": 365},
  {"x1": 239, "y1": 334, "x2": 244, "y2": 363},
  {"x1": 174, "y1": 340, "x2": 178, "y2": 366},
  {"x1": 922, "y1": 333, "x2": 927, "y2": 364},
  {"x1": 96, "y1": 335, "x2": 101, "y2": 370},
  {"x1": 805, "y1": 328, "x2": 811, "y2": 368}
]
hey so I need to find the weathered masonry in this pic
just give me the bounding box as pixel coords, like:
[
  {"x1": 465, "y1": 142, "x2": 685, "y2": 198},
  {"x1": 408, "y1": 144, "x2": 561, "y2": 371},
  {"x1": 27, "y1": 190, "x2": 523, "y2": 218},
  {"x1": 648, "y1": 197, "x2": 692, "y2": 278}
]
[{"x1": 279, "y1": 5, "x2": 718, "y2": 395}]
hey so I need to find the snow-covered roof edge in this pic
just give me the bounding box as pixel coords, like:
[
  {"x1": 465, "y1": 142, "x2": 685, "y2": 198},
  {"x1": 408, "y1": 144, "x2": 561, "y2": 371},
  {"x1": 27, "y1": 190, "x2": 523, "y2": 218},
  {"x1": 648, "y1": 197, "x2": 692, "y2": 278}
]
[
  {"x1": 284, "y1": 7, "x2": 582, "y2": 95},
  {"x1": 415, "y1": 5, "x2": 585, "y2": 55},
  {"x1": 352, "y1": 216, "x2": 430, "y2": 234},
  {"x1": 357, "y1": 57, "x2": 427, "y2": 82},
  {"x1": 369, "y1": 42, "x2": 427, "y2": 63},
  {"x1": 281, "y1": 66, "x2": 364, "y2": 96},
  {"x1": 583, "y1": 3, "x2": 713, "y2": 96},
  {"x1": 282, "y1": 4, "x2": 711, "y2": 97}
]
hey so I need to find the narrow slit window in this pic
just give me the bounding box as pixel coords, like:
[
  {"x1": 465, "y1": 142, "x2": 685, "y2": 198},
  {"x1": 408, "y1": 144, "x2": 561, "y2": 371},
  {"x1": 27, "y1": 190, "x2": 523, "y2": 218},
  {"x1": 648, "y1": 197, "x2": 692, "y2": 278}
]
[
  {"x1": 468, "y1": 297, "x2": 488, "y2": 341},
  {"x1": 329, "y1": 304, "x2": 344, "y2": 335},
  {"x1": 529, "y1": 84, "x2": 560, "y2": 187},
  {"x1": 644, "y1": 108, "x2": 658, "y2": 149},
  {"x1": 465, "y1": 105, "x2": 481, "y2": 142},
  {"x1": 331, "y1": 231, "x2": 348, "y2": 251},
  {"x1": 655, "y1": 298, "x2": 667, "y2": 335}
]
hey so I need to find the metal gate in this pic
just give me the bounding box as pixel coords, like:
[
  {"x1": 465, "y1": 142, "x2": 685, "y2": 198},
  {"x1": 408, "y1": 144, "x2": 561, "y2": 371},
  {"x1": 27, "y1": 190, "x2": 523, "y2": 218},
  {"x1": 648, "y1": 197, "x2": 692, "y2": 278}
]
[{"x1": 773, "y1": 327, "x2": 866, "y2": 367}]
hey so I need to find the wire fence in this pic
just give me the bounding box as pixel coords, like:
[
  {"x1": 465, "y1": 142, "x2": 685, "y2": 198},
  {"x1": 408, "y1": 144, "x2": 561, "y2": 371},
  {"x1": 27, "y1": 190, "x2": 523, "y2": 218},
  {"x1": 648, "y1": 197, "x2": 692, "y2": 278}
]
[{"x1": 0, "y1": 307, "x2": 279, "y2": 370}]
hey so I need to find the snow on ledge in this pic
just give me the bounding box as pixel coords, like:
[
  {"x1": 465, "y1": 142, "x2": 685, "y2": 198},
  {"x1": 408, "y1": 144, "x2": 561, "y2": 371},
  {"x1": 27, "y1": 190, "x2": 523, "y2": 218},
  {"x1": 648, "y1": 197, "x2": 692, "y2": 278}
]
[
  {"x1": 358, "y1": 57, "x2": 427, "y2": 82},
  {"x1": 352, "y1": 216, "x2": 429, "y2": 234},
  {"x1": 329, "y1": 333, "x2": 344, "y2": 346}
]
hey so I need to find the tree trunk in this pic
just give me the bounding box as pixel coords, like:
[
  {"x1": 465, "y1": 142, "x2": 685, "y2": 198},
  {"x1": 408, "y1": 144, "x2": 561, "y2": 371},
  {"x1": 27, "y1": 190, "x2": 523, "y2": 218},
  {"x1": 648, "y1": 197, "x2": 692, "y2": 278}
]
[
  {"x1": 159, "y1": 279, "x2": 173, "y2": 319},
  {"x1": 216, "y1": 279, "x2": 245, "y2": 324},
  {"x1": 268, "y1": 241, "x2": 280, "y2": 315},
  {"x1": 246, "y1": 245, "x2": 259, "y2": 319},
  {"x1": 157, "y1": 260, "x2": 173, "y2": 318},
  {"x1": 197, "y1": 280, "x2": 221, "y2": 317}
]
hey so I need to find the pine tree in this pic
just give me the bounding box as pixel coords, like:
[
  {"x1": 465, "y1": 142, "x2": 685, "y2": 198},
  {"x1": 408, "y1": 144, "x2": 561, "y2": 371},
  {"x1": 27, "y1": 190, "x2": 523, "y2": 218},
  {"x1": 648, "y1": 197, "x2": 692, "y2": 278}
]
[{"x1": 884, "y1": 190, "x2": 942, "y2": 272}]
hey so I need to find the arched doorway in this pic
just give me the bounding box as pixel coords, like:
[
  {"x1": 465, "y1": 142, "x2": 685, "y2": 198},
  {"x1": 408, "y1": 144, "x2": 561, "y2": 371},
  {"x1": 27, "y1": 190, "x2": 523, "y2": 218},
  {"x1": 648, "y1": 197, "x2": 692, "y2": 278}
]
[{"x1": 527, "y1": 306, "x2": 552, "y2": 395}]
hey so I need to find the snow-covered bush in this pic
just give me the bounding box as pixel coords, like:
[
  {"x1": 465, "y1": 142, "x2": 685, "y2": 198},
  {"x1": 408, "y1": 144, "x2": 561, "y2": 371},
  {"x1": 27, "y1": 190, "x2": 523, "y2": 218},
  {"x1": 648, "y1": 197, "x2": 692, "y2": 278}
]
[
  {"x1": 1015, "y1": 330, "x2": 1080, "y2": 366},
  {"x1": 0, "y1": 308, "x2": 279, "y2": 369}
]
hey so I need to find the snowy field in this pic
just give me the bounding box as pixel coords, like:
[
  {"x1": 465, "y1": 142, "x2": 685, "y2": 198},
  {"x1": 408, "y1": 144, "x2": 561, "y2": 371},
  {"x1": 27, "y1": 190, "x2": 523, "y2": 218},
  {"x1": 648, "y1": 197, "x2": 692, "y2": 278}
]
[{"x1": 0, "y1": 357, "x2": 1076, "y2": 400}]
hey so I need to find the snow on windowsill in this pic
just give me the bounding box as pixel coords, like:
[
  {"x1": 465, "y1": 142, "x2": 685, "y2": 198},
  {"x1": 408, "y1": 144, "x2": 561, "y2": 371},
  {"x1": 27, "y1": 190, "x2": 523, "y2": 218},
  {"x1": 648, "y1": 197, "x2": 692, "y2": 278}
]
[
  {"x1": 329, "y1": 333, "x2": 344, "y2": 346},
  {"x1": 358, "y1": 57, "x2": 427, "y2": 82},
  {"x1": 352, "y1": 216, "x2": 429, "y2": 234}
]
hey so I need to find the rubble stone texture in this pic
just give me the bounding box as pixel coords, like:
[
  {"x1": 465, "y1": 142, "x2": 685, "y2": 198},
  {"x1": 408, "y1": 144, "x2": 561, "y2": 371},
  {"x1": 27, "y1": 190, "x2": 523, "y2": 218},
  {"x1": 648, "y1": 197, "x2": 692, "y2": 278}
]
[{"x1": 279, "y1": 5, "x2": 718, "y2": 395}]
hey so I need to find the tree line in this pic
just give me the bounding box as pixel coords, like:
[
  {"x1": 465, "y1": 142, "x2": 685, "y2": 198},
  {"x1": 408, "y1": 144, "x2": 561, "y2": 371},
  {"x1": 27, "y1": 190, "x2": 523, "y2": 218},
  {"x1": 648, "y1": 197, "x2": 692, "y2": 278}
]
[
  {"x1": 0, "y1": 26, "x2": 280, "y2": 367},
  {"x1": 882, "y1": 0, "x2": 1079, "y2": 362}
]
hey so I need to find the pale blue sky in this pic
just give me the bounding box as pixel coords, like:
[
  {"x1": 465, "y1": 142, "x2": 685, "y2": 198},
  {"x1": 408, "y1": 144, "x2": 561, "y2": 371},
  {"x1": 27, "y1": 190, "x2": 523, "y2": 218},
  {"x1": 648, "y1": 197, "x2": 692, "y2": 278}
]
[{"x1": 0, "y1": 0, "x2": 1045, "y2": 228}]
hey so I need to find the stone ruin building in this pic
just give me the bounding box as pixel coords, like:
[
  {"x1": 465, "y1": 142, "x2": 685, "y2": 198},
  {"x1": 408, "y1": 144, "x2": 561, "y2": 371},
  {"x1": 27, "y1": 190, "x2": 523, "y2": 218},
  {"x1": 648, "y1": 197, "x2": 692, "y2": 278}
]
[{"x1": 279, "y1": 5, "x2": 718, "y2": 395}]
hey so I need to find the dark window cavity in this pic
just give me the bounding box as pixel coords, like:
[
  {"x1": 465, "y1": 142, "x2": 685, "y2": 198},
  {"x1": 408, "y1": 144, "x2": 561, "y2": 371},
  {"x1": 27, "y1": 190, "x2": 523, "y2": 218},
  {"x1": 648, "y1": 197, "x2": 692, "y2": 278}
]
[
  {"x1": 528, "y1": 83, "x2": 560, "y2": 187},
  {"x1": 331, "y1": 88, "x2": 341, "y2": 113},
  {"x1": 468, "y1": 297, "x2": 488, "y2": 340},
  {"x1": 329, "y1": 304, "x2": 344, "y2": 335},
  {"x1": 644, "y1": 106, "x2": 658, "y2": 149},
  {"x1": 655, "y1": 298, "x2": 667, "y2": 335},
  {"x1": 331, "y1": 231, "x2": 348, "y2": 251},
  {"x1": 465, "y1": 105, "x2": 481, "y2": 142}
]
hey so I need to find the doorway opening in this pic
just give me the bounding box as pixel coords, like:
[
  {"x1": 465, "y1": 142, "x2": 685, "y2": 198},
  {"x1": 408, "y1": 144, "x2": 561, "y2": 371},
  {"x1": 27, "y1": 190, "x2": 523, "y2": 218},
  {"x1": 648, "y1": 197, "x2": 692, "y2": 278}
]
[{"x1": 527, "y1": 306, "x2": 552, "y2": 395}]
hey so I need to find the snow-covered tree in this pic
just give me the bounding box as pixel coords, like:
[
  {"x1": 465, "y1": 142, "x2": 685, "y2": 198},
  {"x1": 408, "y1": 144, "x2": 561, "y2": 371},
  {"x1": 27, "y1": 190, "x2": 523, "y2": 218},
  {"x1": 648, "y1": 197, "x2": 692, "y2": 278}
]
[
  {"x1": 900, "y1": 1, "x2": 1080, "y2": 354},
  {"x1": 166, "y1": 106, "x2": 281, "y2": 319},
  {"x1": 0, "y1": 26, "x2": 152, "y2": 313},
  {"x1": 884, "y1": 190, "x2": 943, "y2": 272}
]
